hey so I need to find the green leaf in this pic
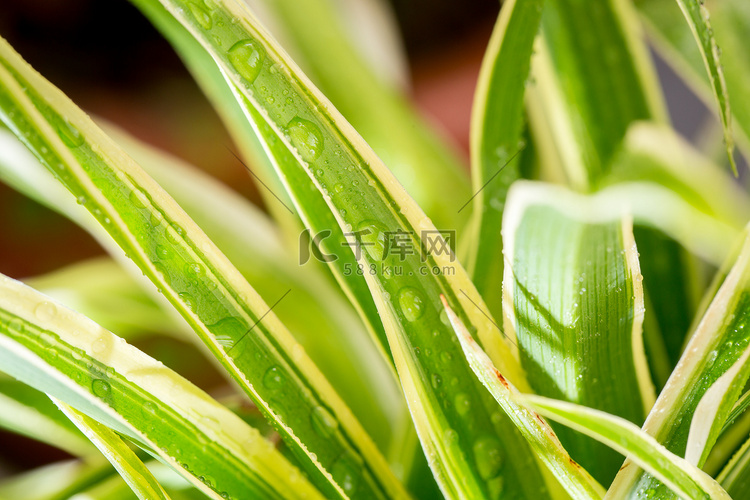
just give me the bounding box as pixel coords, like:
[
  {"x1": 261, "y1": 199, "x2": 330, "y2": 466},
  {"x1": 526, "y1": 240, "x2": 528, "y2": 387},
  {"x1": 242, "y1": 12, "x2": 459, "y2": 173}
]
[
  {"x1": 717, "y1": 432, "x2": 750, "y2": 498},
  {"x1": 603, "y1": 123, "x2": 749, "y2": 372},
  {"x1": 105, "y1": 123, "x2": 404, "y2": 454},
  {"x1": 129, "y1": 0, "x2": 394, "y2": 371},
  {"x1": 528, "y1": 0, "x2": 666, "y2": 186},
  {"x1": 25, "y1": 258, "x2": 176, "y2": 340},
  {"x1": 608, "y1": 226, "x2": 750, "y2": 498},
  {"x1": 144, "y1": 0, "x2": 558, "y2": 497},
  {"x1": 51, "y1": 399, "x2": 171, "y2": 500},
  {"x1": 637, "y1": 0, "x2": 750, "y2": 155},
  {"x1": 0, "y1": 274, "x2": 321, "y2": 500},
  {"x1": 259, "y1": 0, "x2": 472, "y2": 232},
  {"x1": 0, "y1": 459, "x2": 115, "y2": 500},
  {"x1": 502, "y1": 180, "x2": 655, "y2": 485},
  {"x1": 0, "y1": 375, "x2": 95, "y2": 457},
  {"x1": 465, "y1": 0, "x2": 543, "y2": 318},
  {"x1": 442, "y1": 296, "x2": 605, "y2": 499},
  {"x1": 519, "y1": 395, "x2": 731, "y2": 500},
  {"x1": 0, "y1": 37, "x2": 402, "y2": 499},
  {"x1": 670, "y1": 0, "x2": 736, "y2": 173}
]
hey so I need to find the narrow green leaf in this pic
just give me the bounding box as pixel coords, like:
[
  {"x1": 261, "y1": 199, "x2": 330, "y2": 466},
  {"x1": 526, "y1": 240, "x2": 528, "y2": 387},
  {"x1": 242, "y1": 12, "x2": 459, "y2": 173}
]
[
  {"x1": 442, "y1": 296, "x2": 605, "y2": 499},
  {"x1": 637, "y1": 0, "x2": 750, "y2": 154},
  {"x1": 52, "y1": 399, "x2": 171, "y2": 500},
  {"x1": 106, "y1": 123, "x2": 404, "y2": 453},
  {"x1": 717, "y1": 433, "x2": 750, "y2": 498},
  {"x1": 465, "y1": 0, "x2": 543, "y2": 318},
  {"x1": 0, "y1": 274, "x2": 321, "y2": 500},
  {"x1": 146, "y1": 0, "x2": 557, "y2": 497},
  {"x1": 129, "y1": 0, "x2": 394, "y2": 371},
  {"x1": 0, "y1": 37, "x2": 402, "y2": 499},
  {"x1": 0, "y1": 375, "x2": 95, "y2": 457},
  {"x1": 528, "y1": 0, "x2": 666, "y2": 186},
  {"x1": 519, "y1": 395, "x2": 731, "y2": 500},
  {"x1": 502, "y1": 180, "x2": 655, "y2": 485},
  {"x1": 671, "y1": 0, "x2": 736, "y2": 173},
  {"x1": 259, "y1": 0, "x2": 472, "y2": 232},
  {"x1": 609, "y1": 226, "x2": 750, "y2": 498},
  {"x1": 0, "y1": 460, "x2": 115, "y2": 500}
]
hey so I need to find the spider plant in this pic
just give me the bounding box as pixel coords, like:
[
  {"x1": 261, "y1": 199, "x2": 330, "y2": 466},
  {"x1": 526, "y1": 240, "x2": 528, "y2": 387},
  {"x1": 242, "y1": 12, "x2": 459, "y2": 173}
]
[{"x1": 0, "y1": 0, "x2": 749, "y2": 498}]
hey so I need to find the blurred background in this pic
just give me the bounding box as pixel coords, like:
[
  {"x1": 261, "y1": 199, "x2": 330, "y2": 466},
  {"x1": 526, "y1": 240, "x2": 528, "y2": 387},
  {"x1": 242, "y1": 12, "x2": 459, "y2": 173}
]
[{"x1": 0, "y1": 0, "x2": 726, "y2": 480}]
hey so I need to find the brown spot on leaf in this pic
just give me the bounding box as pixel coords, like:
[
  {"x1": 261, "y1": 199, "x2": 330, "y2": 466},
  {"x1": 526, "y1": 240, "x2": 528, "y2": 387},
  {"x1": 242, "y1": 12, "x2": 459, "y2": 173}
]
[{"x1": 494, "y1": 369, "x2": 509, "y2": 388}]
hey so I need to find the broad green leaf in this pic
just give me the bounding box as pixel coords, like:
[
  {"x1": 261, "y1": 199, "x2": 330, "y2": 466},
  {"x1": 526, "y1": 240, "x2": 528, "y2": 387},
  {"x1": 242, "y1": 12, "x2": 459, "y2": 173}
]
[
  {"x1": 519, "y1": 395, "x2": 731, "y2": 500},
  {"x1": 442, "y1": 296, "x2": 605, "y2": 499},
  {"x1": 0, "y1": 375, "x2": 95, "y2": 457},
  {"x1": 502, "y1": 180, "x2": 655, "y2": 485},
  {"x1": 609, "y1": 226, "x2": 750, "y2": 498},
  {"x1": 637, "y1": 0, "x2": 750, "y2": 154},
  {"x1": 527, "y1": 0, "x2": 666, "y2": 186},
  {"x1": 52, "y1": 399, "x2": 171, "y2": 500},
  {"x1": 129, "y1": 0, "x2": 393, "y2": 372},
  {"x1": 0, "y1": 38, "x2": 402, "y2": 499},
  {"x1": 604, "y1": 123, "x2": 749, "y2": 372},
  {"x1": 256, "y1": 0, "x2": 472, "y2": 233},
  {"x1": 0, "y1": 274, "x2": 321, "y2": 500},
  {"x1": 465, "y1": 0, "x2": 544, "y2": 318},
  {"x1": 145, "y1": 0, "x2": 557, "y2": 497},
  {"x1": 670, "y1": 0, "x2": 736, "y2": 173}
]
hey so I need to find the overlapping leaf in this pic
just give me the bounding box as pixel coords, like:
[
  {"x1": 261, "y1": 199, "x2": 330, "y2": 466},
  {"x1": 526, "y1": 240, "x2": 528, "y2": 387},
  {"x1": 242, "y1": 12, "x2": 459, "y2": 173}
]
[
  {"x1": 609, "y1": 225, "x2": 750, "y2": 498},
  {"x1": 0, "y1": 274, "x2": 321, "y2": 500},
  {"x1": 502, "y1": 180, "x2": 655, "y2": 485},
  {"x1": 0, "y1": 36, "x2": 402, "y2": 499}
]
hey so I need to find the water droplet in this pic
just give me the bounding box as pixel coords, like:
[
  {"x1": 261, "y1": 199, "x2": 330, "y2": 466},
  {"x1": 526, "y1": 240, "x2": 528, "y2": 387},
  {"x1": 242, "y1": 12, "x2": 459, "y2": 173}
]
[
  {"x1": 441, "y1": 351, "x2": 453, "y2": 363},
  {"x1": 54, "y1": 116, "x2": 84, "y2": 147},
  {"x1": 216, "y1": 335, "x2": 234, "y2": 349},
  {"x1": 331, "y1": 456, "x2": 360, "y2": 495},
  {"x1": 142, "y1": 401, "x2": 157, "y2": 416},
  {"x1": 398, "y1": 287, "x2": 425, "y2": 321},
  {"x1": 431, "y1": 373, "x2": 442, "y2": 388},
  {"x1": 264, "y1": 366, "x2": 285, "y2": 390},
  {"x1": 287, "y1": 117, "x2": 324, "y2": 162},
  {"x1": 186, "y1": 262, "x2": 204, "y2": 277},
  {"x1": 92, "y1": 379, "x2": 111, "y2": 398},
  {"x1": 166, "y1": 223, "x2": 185, "y2": 244},
  {"x1": 179, "y1": 292, "x2": 197, "y2": 312},
  {"x1": 91, "y1": 337, "x2": 109, "y2": 354},
  {"x1": 311, "y1": 406, "x2": 338, "y2": 438},
  {"x1": 35, "y1": 302, "x2": 57, "y2": 322},
  {"x1": 355, "y1": 220, "x2": 388, "y2": 261},
  {"x1": 228, "y1": 39, "x2": 265, "y2": 83},
  {"x1": 455, "y1": 393, "x2": 471, "y2": 416},
  {"x1": 473, "y1": 437, "x2": 504, "y2": 480},
  {"x1": 334, "y1": 183, "x2": 344, "y2": 193},
  {"x1": 188, "y1": 2, "x2": 212, "y2": 29},
  {"x1": 128, "y1": 188, "x2": 148, "y2": 209}
]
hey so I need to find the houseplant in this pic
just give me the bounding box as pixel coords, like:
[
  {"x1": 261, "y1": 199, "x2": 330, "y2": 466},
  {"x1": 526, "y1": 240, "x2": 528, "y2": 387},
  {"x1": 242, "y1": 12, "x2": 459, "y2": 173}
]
[{"x1": 1, "y1": 0, "x2": 749, "y2": 498}]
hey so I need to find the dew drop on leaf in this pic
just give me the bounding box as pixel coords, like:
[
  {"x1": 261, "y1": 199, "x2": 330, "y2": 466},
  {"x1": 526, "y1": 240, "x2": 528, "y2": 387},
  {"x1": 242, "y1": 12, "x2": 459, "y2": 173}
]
[
  {"x1": 473, "y1": 436, "x2": 504, "y2": 480},
  {"x1": 331, "y1": 455, "x2": 360, "y2": 495},
  {"x1": 398, "y1": 287, "x2": 425, "y2": 321},
  {"x1": 287, "y1": 117, "x2": 325, "y2": 162},
  {"x1": 228, "y1": 39, "x2": 265, "y2": 83},
  {"x1": 92, "y1": 379, "x2": 111, "y2": 398},
  {"x1": 188, "y1": 2, "x2": 212, "y2": 29},
  {"x1": 35, "y1": 302, "x2": 57, "y2": 322},
  {"x1": 311, "y1": 406, "x2": 338, "y2": 438},
  {"x1": 263, "y1": 366, "x2": 286, "y2": 390}
]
